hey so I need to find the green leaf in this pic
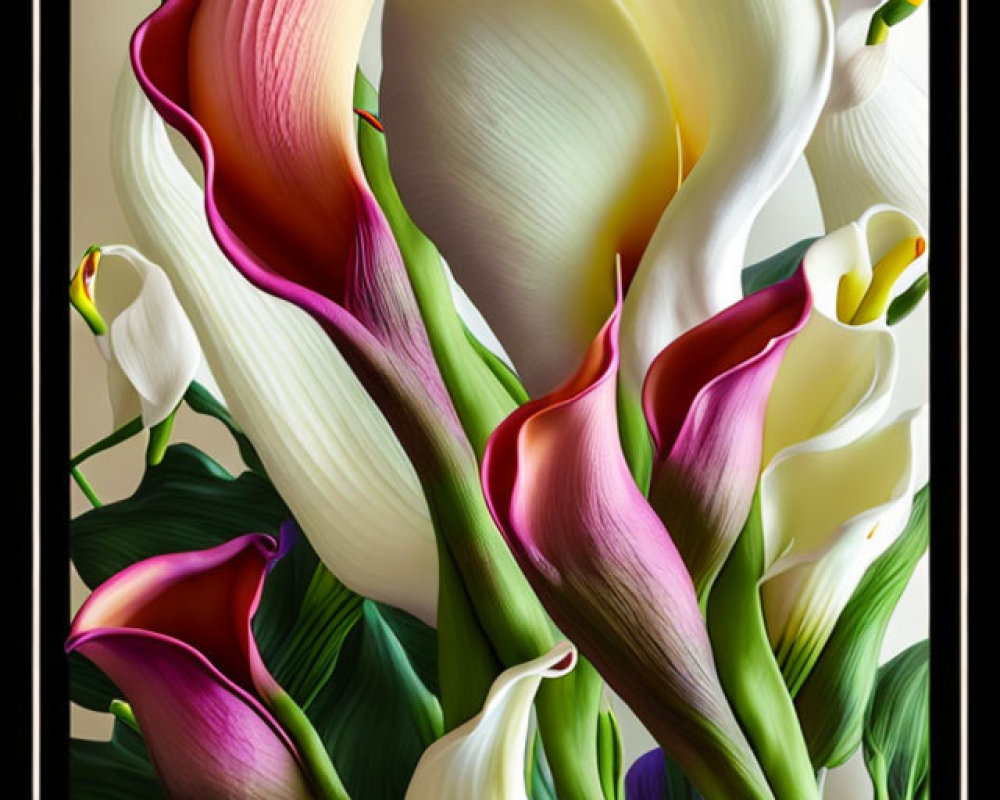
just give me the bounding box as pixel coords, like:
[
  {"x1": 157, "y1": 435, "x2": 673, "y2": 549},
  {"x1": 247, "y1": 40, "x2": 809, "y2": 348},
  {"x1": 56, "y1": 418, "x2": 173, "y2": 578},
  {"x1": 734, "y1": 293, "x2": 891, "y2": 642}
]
[
  {"x1": 69, "y1": 651, "x2": 122, "y2": 713},
  {"x1": 266, "y1": 564, "x2": 365, "y2": 710},
  {"x1": 183, "y1": 381, "x2": 269, "y2": 475},
  {"x1": 527, "y1": 732, "x2": 558, "y2": 800},
  {"x1": 863, "y1": 641, "x2": 930, "y2": 800},
  {"x1": 596, "y1": 707, "x2": 624, "y2": 800},
  {"x1": 70, "y1": 444, "x2": 289, "y2": 590},
  {"x1": 308, "y1": 600, "x2": 443, "y2": 800},
  {"x1": 796, "y1": 486, "x2": 929, "y2": 769},
  {"x1": 354, "y1": 69, "x2": 522, "y2": 458},
  {"x1": 886, "y1": 273, "x2": 929, "y2": 326},
  {"x1": 375, "y1": 602, "x2": 440, "y2": 696},
  {"x1": 70, "y1": 720, "x2": 163, "y2": 800},
  {"x1": 741, "y1": 238, "x2": 819, "y2": 297}
]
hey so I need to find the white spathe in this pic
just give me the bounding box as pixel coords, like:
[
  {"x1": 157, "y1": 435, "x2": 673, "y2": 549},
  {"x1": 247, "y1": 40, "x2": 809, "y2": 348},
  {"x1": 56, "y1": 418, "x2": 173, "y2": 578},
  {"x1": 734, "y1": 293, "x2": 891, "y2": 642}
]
[
  {"x1": 806, "y1": 4, "x2": 928, "y2": 230},
  {"x1": 405, "y1": 641, "x2": 577, "y2": 800},
  {"x1": 84, "y1": 244, "x2": 206, "y2": 429},
  {"x1": 756, "y1": 205, "x2": 928, "y2": 688},
  {"x1": 110, "y1": 67, "x2": 439, "y2": 625}
]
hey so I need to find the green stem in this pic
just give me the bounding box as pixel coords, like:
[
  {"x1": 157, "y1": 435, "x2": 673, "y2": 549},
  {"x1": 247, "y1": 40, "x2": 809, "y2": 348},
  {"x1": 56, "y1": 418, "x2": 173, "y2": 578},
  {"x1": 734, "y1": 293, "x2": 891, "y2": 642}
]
[
  {"x1": 70, "y1": 466, "x2": 102, "y2": 507},
  {"x1": 269, "y1": 690, "x2": 351, "y2": 800},
  {"x1": 70, "y1": 416, "x2": 143, "y2": 468},
  {"x1": 108, "y1": 699, "x2": 140, "y2": 734},
  {"x1": 706, "y1": 494, "x2": 819, "y2": 800},
  {"x1": 146, "y1": 409, "x2": 177, "y2": 466}
]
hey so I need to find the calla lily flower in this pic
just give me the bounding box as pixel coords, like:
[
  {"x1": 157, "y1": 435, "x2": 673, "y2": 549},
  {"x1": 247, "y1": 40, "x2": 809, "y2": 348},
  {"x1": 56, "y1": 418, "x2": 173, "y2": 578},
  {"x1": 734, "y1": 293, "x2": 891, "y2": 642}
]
[
  {"x1": 111, "y1": 68, "x2": 438, "y2": 625},
  {"x1": 65, "y1": 533, "x2": 334, "y2": 799},
  {"x1": 643, "y1": 269, "x2": 810, "y2": 598},
  {"x1": 69, "y1": 243, "x2": 217, "y2": 430},
  {"x1": 404, "y1": 641, "x2": 576, "y2": 800},
  {"x1": 380, "y1": 0, "x2": 833, "y2": 397},
  {"x1": 755, "y1": 206, "x2": 929, "y2": 694},
  {"x1": 482, "y1": 281, "x2": 773, "y2": 800},
  {"x1": 805, "y1": 1, "x2": 928, "y2": 229}
]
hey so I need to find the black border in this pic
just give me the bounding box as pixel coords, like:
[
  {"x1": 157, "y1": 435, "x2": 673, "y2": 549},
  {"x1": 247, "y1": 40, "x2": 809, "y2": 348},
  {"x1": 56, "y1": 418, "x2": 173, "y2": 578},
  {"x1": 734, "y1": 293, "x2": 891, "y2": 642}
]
[
  {"x1": 928, "y1": 1, "x2": 963, "y2": 797},
  {"x1": 35, "y1": 2, "x2": 966, "y2": 797},
  {"x1": 40, "y1": 0, "x2": 71, "y2": 797}
]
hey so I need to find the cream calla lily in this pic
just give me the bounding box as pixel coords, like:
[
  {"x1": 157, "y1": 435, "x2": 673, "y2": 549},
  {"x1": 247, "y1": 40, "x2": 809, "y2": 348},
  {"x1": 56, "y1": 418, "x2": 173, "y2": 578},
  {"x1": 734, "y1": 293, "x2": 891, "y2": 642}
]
[
  {"x1": 70, "y1": 244, "x2": 211, "y2": 429},
  {"x1": 806, "y1": 2, "x2": 928, "y2": 229},
  {"x1": 755, "y1": 205, "x2": 928, "y2": 694},
  {"x1": 382, "y1": 0, "x2": 834, "y2": 397},
  {"x1": 111, "y1": 66, "x2": 439, "y2": 625},
  {"x1": 404, "y1": 642, "x2": 577, "y2": 800}
]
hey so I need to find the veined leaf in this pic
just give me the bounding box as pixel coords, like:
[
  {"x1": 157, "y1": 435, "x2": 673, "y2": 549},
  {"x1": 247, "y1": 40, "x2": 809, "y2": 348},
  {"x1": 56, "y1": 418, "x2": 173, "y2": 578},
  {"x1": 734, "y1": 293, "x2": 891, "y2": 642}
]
[
  {"x1": 309, "y1": 601, "x2": 442, "y2": 800},
  {"x1": 795, "y1": 486, "x2": 929, "y2": 768},
  {"x1": 863, "y1": 641, "x2": 930, "y2": 800}
]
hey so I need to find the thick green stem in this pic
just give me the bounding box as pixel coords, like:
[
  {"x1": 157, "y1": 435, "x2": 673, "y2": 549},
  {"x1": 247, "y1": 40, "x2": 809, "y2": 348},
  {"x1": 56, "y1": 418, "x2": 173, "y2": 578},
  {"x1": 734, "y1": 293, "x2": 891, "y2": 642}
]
[{"x1": 707, "y1": 494, "x2": 819, "y2": 800}]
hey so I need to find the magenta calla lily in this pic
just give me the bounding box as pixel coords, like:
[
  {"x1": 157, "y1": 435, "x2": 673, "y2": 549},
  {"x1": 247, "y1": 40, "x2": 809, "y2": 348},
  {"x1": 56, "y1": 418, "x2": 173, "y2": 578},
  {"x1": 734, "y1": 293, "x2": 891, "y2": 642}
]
[
  {"x1": 66, "y1": 534, "x2": 315, "y2": 799},
  {"x1": 482, "y1": 279, "x2": 774, "y2": 800},
  {"x1": 643, "y1": 270, "x2": 810, "y2": 597}
]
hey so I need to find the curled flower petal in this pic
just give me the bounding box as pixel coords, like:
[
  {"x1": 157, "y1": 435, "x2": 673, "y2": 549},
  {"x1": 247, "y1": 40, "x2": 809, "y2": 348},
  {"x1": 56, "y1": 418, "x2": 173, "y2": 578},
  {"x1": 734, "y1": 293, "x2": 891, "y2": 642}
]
[
  {"x1": 111, "y1": 68, "x2": 438, "y2": 624},
  {"x1": 483, "y1": 280, "x2": 772, "y2": 800},
  {"x1": 760, "y1": 408, "x2": 927, "y2": 694},
  {"x1": 619, "y1": 0, "x2": 834, "y2": 399},
  {"x1": 643, "y1": 270, "x2": 810, "y2": 596},
  {"x1": 405, "y1": 642, "x2": 576, "y2": 800},
  {"x1": 380, "y1": 0, "x2": 678, "y2": 395},
  {"x1": 66, "y1": 535, "x2": 313, "y2": 799},
  {"x1": 70, "y1": 244, "x2": 206, "y2": 428}
]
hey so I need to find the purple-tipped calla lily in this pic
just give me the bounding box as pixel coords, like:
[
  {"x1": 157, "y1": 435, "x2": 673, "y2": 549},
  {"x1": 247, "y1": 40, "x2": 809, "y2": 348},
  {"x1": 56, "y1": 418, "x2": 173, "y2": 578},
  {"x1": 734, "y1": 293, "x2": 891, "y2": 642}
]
[
  {"x1": 482, "y1": 278, "x2": 773, "y2": 800},
  {"x1": 66, "y1": 534, "x2": 319, "y2": 799},
  {"x1": 642, "y1": 270, "x2": 810, "y2": 597}
]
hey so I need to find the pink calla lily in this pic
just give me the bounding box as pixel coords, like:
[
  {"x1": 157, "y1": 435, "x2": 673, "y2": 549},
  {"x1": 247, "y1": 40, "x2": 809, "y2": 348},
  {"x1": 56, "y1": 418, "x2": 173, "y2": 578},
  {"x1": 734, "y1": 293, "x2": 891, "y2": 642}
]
[
  {"x1": 482, "y1": 276, "x2": 778, "y2": 800},
  {"x1": 643, "y1": 269, "x2": 810, "y2": 597},
  {"x1": 66, "y1": 534, "x2": 315, "y2": 799}
]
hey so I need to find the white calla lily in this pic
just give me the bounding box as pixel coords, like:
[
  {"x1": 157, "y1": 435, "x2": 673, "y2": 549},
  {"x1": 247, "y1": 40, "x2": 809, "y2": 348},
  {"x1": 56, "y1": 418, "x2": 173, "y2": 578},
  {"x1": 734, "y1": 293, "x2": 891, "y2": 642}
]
[
  {"x1": 619, "y1": 0, "x2": 835, "y2": 397},
  {"x1": 70, "y1": 244, "x2": 207, "y2": 429},
  {"x1": 111, "y1": 66, "x2": 439, "y2": 625},
  {"x1": 754, "y1": 205, "x2": 928, "y2": 694},
  {"x1": 405, "y1": 641, "x2": 577, "y2": 800},
  {"x1": 382, "y1": 0, "x2": 833, "y2": 397},
  {"x1": 806, "y1": 2, "x2": 928, "y2": 229}
]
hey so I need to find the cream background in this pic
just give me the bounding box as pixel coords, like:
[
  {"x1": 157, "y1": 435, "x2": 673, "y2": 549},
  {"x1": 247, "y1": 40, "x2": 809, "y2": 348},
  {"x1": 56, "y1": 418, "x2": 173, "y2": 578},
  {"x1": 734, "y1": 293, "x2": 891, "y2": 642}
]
[{"x1": 68, "y1": 2, "x2": 930, "y2": 797}]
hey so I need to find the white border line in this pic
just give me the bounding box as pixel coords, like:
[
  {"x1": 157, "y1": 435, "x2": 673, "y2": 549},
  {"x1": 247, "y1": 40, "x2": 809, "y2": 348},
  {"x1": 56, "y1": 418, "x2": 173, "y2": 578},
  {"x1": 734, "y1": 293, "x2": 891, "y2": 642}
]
[{"x1": 31, "y1": 0, "x2": 41, "y2": 794}]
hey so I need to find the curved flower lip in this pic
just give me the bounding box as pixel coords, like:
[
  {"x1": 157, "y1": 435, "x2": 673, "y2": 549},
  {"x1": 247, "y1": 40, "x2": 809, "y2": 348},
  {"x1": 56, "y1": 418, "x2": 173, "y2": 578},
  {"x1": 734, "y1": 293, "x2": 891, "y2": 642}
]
[
  {"x1": 482, "y1": 272, "x2": 622, "y2": 536},
  {"x1": 642, "y1": 268, "x2": 811, "y2": 459},
  {"x1": 802, "y1": 204, "x2": 926, "y2": 325},
  {"x1": 67, "y1": 532, "x2": 283, "y2": 704},
  {"x1": 130, "y1": 3, "x2": 370, "y2": 348}
]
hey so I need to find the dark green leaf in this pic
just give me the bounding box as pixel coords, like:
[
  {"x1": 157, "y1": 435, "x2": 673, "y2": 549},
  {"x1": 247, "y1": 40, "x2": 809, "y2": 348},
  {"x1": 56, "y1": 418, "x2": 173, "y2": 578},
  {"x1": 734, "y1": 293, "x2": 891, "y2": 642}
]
[
  {"x1": 71, "y1": 444, "x2": 289, "y2": 590},
  {"x1": 70, "y1": 720, "x2": 163, "y2": 800},
  {"x1": 375, "y1": 602, "x2": 439, "y2": 696},
  {"x1": 309, "y1": 601, "x2": 442, "y2": 800},
  {"x1": 796, "y1": 486, "x2": 929, "y2": 769},
  {"x1": 886, "y1": 273, "x2": 929, "y2": 326},
  {"x1": 183, "y1": 381, "x2": 268, "y2": 475},
  {"x1": 741, "y1": 238, "x2": 819, "y2": 297},
  {"x1": 266, "y1": 564, "x2": 365, "y2": 709}
]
